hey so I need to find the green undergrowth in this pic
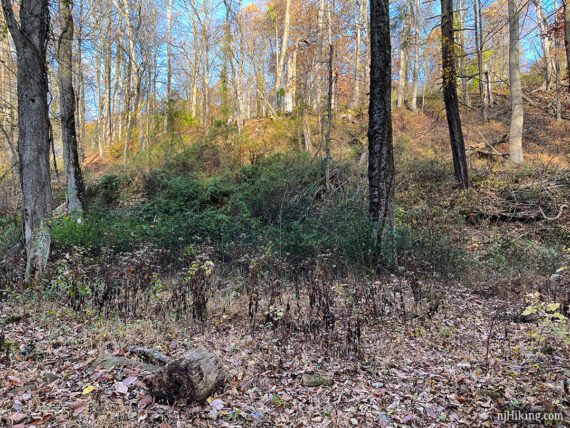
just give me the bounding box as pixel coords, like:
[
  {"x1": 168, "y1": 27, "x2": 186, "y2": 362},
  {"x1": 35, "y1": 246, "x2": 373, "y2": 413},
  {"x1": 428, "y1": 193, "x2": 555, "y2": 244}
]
[{"x1": 52, "y1": 149, "x2": 469, "y2": 277}]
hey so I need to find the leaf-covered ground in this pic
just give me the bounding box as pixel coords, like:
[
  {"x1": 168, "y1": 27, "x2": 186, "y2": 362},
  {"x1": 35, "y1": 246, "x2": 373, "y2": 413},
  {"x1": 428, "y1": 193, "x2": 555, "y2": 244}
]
[{"x1": 1, "y1": 282, "x2": 569, "y2": 428}]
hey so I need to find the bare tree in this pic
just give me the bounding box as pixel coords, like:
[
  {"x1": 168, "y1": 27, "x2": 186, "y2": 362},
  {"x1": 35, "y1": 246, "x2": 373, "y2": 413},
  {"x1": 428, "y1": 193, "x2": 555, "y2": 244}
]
[
  {"x1": 274, "y1": 0, "x2": 291, "y2": 106},
  {"x1": 165, "y1": 0, "x2": 173, "y2": 133},
  {"x1": 396, "y1": 3, "x2": 410, "y2": 109},
  {"x1": 58, "y1": 0, "x2": 85, "y2": 216},
  {"x1": 508, "y1": 0, "x2": 524, "y2": 164},
  {"x1": 533, "y1": 0, "x2": 554, "y2": 90},
  {"x1": 1, "y1": 0, "x2": 53, "y2": 282},
  {"x1": 409, "y1": 0, "x2": 420, "y2": 111},
  {"x1": 562, "y1": 0, "x2": 570, "y2": 93},
  {"x1": 473, "y1": 0, "x2": 487, "y2": 120},
  {"x1": 369, "y1": 0, "x2": 395, "y2": 262},
  {"x1": 351, "y1": 0, "x2": 365, "y2": 108},
  {"x1": 440, "y1": 0, "x2": 469, "y2": 188}
]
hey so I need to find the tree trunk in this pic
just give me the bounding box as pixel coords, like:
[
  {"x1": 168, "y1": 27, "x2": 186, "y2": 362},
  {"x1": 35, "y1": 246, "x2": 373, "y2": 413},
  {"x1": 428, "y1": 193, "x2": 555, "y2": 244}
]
[
  {"x1": 274, "y1": 0, "x2": 291, "y2": 105},
  {"x1": 441, "y1": 0, "x2": 469, "y2": 188},
  {"x1": 58, "y1": 0, "x2": 85, "y2": 217},
  {"x1": 369, "y1": 0, "x2": 396, "y2": 263},
  {"x1": 473, "y1": 0, "x2": 487, "y2": 120},
  {"x1": 563, "y1": 0, "x2": 570, "y2": 93},
  {"x1": 284, "y1": 43, "x2": 297, "y2": 114},
  {"x1": 457, "y1": 0, "x2": 469, "y2": 106},
  {"x1": 1, "y1": 0, "x2": 53, "y2": 283},
  {"x1": 396, "y1": 47, "x2": 407, "y2": 108},
  {"x1": 533, "y1": 0, "x2": 554, "y2": 90},
  {"x1": 410, "y1": 0, "x2": 420, "y2": 111},
  {"x1": 164, "y1": 0, "x2": 173, "y2": 133},
  {"x1": 75, "y1": 0, "x2": 85, "y2": 158},
  {"x1": 324, "y1": 44, "x2": 333, "y2": 188},
  {"x1": 508, "y1": 0, "x2": 524, "y2": 164},
  {"x1": 352, "y1": 0, "x2": 365, "y2": 108},
  {"x1": 0, "y1": 28, "x2": 18, "y2": 181}
]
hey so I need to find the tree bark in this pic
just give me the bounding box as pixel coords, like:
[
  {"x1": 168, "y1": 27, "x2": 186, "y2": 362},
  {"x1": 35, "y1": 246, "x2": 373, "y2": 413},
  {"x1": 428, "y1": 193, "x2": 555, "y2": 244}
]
[
  {"x1": 562, "y1": 0, "x2": 570, "y2": 93},
  {"x1": 473, "y1": 0, "x2": 487, "y2": 120},
  {"x1": 58, "y1": 0, "x2": 85, "y2": 217},
  {"x1": 164, "y1": 0, "x2": 173, "y2": 133},
  {"x1": 1, "y1": 0, "x2": 53, "y2": 283},
  {"x1": 352, "y1": 0, "x2": 365, "y2": 108},
  {"x1": 508, "y1": 0, "x2": 524, "y2": 164},
  {"x1": 369, "y1": 0, "x2": 396, "y2": 263},
  {"x1": 441, "y1": 0, "x2": 469, "y2": 188},
  {"x1": 324, "y1": 44, "x2": 333, "y2": 188},
  {"x1": 533, "y1": 0, "x2": 554, "y2": 90},
  {"x1": 274, "y1": 0, "x2": 291, "y2": 106},
  {"x1": 410, "y1": 0, "x2": 420, "y2": 111}
]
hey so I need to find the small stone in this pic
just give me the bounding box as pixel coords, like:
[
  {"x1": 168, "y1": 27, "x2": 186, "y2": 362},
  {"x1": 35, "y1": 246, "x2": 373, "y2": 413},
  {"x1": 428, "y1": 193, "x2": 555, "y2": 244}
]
[{"x1": 301, "y1": 374, "x2": 333, "y2": 387}]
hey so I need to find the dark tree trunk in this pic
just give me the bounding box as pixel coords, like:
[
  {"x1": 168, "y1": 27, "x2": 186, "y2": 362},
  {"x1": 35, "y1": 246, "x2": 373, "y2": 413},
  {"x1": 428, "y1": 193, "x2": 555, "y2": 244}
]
[
  {"x1": 368, "y1": 0, "x2": 396, "y2": 262},
  {"x1": 440, "y1": 0, "x2": 469, "y2": 189},
  {"x1": 324, "y1": 44, "x2": 334, "y2": 188},
  {"x1": 58, "y1": 0, "x2": 85, "y2": 216},
  {"x1": 1, "y1": 0, "x2": 52, "y2": 283}
]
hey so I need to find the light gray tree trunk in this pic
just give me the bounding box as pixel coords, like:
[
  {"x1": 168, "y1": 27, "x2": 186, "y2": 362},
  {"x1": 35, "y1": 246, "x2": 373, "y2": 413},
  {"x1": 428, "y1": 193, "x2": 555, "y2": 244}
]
[
  {"x1": 562, "y1": 0, "x2": 570, "y2": 93},
  {"x1": 274, "y1": 0, "x2": 291, "y2": 105},
  {"x1": 58, "y1": 0, "x2": 85, "y2": 217},
  {"x1": 410, "y1": 0, "x2": 420, "y2": 111},
  {"x1": 396, "y1": 7, "x2": 410, "y2": 109},
  {"x1": 0, "y1": 28, "x2": 18, "y2": 181},
  {"x1": 1, "y1": 0, "x2": 53, "y2": 283},
  {"x1": 351, "y1": 0, "x2": 365, "y2": 108},
  {"x1": 473, "y1": 0, "x2": 487, "y2": 120},
  {"x1": 164, "y1": 0, "x2": 173, "y2": 133},
  {"x1": 533, "y1": 0, "x2": 554, "y2": 90},
  {"x1": 284, "y1": 43, "x2": 297, "y2": 113},
  {"x1": 508, "y1": 0, "x2": 524, "y2": 164}
]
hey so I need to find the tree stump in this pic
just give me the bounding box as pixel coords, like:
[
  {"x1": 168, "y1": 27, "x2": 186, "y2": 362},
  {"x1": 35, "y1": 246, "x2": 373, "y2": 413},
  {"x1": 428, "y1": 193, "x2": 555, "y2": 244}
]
[{"x1": 149, "y1": 349, "x2": 226, "y2": 402}]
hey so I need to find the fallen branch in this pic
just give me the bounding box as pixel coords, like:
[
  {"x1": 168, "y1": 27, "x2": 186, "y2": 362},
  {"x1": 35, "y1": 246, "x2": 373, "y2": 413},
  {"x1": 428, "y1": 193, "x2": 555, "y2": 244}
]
[
  {"x1": 127, "y1": 346, "x2": 170, "y2": 366},
  {"x1": 539, "y1": 204, "x2": 568, "y2": 221}
]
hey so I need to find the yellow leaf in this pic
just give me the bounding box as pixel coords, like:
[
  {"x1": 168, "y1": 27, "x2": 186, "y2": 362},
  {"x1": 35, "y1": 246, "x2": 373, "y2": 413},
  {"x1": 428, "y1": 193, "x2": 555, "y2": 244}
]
[
  {"x1": 82, "y1": 385, "x2": 96, "y2": 395},
  {"x1": 556, "y1": 266, "x2": 568, "y2": 273},
  {"x1": 521, "y1": 307, "x2": 535, "y2": 316},
  {"x1": 546, "y1": 303, "x2": 561, "y2": 312}
]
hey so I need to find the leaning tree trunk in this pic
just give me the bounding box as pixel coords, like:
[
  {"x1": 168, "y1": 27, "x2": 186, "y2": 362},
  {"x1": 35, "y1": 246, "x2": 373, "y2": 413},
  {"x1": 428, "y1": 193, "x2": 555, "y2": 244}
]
[
  {"x1": 58, "y1": 0, "x2": 85, "y2": 216},
  {"x1": 508, "y1": 0, "x2": 524, "y2": 164},
  {"x1": 1, "y1": 0, "x2": 52, "y2": 283},
  {"x1": 441, "y1": 0, "x2": 469, "y2": 189},
  {"x1": 369, "y1": 0, "x2": 396, "y2": 263}
]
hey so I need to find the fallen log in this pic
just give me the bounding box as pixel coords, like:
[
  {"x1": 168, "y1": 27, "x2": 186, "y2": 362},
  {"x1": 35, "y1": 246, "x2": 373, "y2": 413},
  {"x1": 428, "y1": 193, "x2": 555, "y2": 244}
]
[
  {"x1": 150, "y1": 349, "x2": 227, "y2": 402},
  {"x1": 93, "y1": 347, "x2": 227, "y2": 403}
]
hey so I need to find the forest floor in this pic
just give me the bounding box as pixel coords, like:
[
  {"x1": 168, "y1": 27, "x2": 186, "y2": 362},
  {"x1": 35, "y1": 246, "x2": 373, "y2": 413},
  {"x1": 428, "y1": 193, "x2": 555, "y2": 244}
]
[
  {"x1": 1, "y1": 281, "x2": 569, "y2": 427},
  {"x1": 1, "y1": 91, "x2": 570, "y2": 427}
]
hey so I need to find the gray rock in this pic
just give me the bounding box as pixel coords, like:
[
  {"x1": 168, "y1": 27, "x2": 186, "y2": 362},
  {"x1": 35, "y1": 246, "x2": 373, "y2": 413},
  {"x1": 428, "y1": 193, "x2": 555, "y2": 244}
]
[{"x1": 301, "y1": 374, "x2": 333, "y2": 387}]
